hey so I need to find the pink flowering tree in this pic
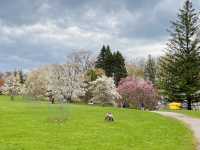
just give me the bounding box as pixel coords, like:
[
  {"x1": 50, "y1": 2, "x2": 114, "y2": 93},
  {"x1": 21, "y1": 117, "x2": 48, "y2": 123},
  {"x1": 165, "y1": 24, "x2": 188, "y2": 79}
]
[{"x1": 117, "y1": 76, "x2": 159, "y2": 110}]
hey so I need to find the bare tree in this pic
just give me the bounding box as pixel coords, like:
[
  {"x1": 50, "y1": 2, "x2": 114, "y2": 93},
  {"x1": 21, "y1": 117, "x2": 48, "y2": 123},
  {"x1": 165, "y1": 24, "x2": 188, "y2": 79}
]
[{"x1": 66, "y1": 50, "x2": 95, "y2": 73}]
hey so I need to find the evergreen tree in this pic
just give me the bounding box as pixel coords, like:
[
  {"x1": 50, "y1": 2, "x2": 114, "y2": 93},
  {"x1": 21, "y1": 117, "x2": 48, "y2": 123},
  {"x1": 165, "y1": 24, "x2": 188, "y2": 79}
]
[
  {"x1": 113, "y1": 51, "x2": 127, "y2": 86},
  {"x1": 96, "y1": 46, "x2": 127, "y2": 85},
  {"x1": 95, "y1": 45, "x2": 113, "y2": 77},
  {"x1": 95, "y1": 45, "x2": 107, "y2": 69},
  {"x1": 144, "y1": 55, "x2": 156, "y2": 84},
  {"x1": 104, "y1": 45, "x2": 113, "y2": 77},
  {"x1": 158, "y1": 0, "x2": 200, "y2": 110},
  {"x1": 158, "y1": 55, "x2": 181, "y2": 102}
]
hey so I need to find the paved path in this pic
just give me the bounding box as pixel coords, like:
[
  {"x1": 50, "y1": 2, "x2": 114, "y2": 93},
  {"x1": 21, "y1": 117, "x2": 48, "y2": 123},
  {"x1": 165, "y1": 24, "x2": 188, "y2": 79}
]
[{"x1": 153, "y1": 111, "x2": 200, "y2": 150}]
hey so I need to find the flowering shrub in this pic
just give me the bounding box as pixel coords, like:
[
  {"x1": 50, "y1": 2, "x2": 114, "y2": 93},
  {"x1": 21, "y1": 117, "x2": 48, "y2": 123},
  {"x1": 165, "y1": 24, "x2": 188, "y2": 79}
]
[
  {"x1": 1, "y1": 73, "x2": 22, "y2": 99},
  {"x1": 24, "y1": 67, "x2": 49, "y2": 99},
  {"x1": 117, "y1": 76, "x2": 159, "y2": 110},
  {"x1": 89, "y1": 76, "x2": 121, "y2": 105}
]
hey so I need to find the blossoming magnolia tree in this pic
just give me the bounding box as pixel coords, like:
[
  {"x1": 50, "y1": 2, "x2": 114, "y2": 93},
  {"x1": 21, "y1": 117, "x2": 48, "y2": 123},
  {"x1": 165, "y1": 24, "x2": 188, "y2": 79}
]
[
  {"x1": 47, "y1": 64, "x2": 86, "y2": 102},
  {"x1": 24, "y1": 67, "x2": 49, "y2": 99},
  {"x1": 89, "y1": 76, "x2": 121, "y2": 106},
  {"x1": 117, "y1": 76, "x2": 159, "y2": 110}
]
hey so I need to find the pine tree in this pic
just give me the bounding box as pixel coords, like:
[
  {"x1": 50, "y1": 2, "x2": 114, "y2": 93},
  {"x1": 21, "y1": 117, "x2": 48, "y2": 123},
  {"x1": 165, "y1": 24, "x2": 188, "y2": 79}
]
[
  {"x1": 158, "y1": 0, "x2": 200, "y2": 110},
  {"x1": 95, "y1": 45, "x2": 113, "y2": 77},
  {"x1": 158, "y1": 55, "x2": 180, "y2": 102},
  {"x1": 96, "y1": 46, "x2": 127, "y2": 85},
  {"x1": 104, "y1": 45, "x2": 113, "y2": 77},
  {"x1": 113, "y1": 51, "x2": 127, "y2": 86},
  {"x1": 95, "y1": 45, "x2": 107, "y2": 69},
  {"x1": 144, "y1": 55, "x2": 156, "y2": 84}
]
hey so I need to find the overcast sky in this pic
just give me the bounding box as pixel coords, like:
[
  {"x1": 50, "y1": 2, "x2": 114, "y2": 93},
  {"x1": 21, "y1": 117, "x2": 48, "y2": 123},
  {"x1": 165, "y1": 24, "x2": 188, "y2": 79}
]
[{"x1": 0, "y1": 0, "x2": 200, "y2": 71}]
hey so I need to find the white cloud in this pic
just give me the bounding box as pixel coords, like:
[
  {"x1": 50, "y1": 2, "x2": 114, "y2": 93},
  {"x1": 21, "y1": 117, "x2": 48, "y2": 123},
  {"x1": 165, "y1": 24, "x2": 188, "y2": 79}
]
[
  {"x1": 0, "y1": 21, "x2": 166, "y2": 60},
  {"x1": 0, "y1": 0, "x2": 192, "y2": 71}
]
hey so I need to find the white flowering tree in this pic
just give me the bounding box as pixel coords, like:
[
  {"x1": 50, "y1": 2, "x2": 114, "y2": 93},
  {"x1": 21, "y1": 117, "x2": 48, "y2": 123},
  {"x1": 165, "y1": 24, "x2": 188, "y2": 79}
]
[
  {"x1": 89, "y1": 76, "x2": 121, "y2": 106},
  {"x1": 24, "y1": 67, "x2": 49, "y2": 99},
  {"x1": 2, "y1": 72, "x2": 22, "y2": 100},
  {"x1": 47, "y1": 64, "x2": 86, "y2": 103}
]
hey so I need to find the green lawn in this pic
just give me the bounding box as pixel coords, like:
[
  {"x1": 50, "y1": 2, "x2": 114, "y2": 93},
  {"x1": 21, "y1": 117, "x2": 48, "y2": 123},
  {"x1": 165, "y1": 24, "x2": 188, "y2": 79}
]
[
  {"x1": 172, "y1": 110, "x2": 200, "y2": 119},
  {"x1": 0, "y1": 96, "x2": 196, "y2": 150}
]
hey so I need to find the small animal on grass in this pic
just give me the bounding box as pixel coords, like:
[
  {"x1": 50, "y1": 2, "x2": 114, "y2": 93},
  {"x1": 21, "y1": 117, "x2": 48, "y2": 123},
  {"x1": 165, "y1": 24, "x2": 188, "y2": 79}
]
[{"x1": 105, "y1": 112, "x2": 114, "y2": 122}]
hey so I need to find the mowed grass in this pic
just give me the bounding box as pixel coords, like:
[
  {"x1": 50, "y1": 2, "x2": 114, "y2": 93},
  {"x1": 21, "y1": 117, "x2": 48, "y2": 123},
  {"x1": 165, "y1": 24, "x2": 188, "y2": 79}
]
[
  {"x1": 172, "y1": 110, "x2": 200, "y2": 119},
  {"x1": 0, "y1": 96, "x2": 196, "y2": 150}
]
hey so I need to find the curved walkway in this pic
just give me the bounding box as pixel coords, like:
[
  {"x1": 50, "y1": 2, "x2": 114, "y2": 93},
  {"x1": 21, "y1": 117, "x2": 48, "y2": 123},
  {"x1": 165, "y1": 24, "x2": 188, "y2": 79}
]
[{"x1": 153, "y1": 111, "x2": 200, "y2": 150}]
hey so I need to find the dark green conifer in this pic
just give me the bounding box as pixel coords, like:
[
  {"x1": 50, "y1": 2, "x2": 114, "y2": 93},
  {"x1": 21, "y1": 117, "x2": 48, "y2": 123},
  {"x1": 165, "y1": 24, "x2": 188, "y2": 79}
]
[
  {"x1": 158, "y1": 0, "x2": 200, "y2": 110},
  {"x1": 144, "y1": 55, "x2": 156, "y2": 84},
  {"x1": 112, "y1": 51, "x2": 127, "y2": 86}
]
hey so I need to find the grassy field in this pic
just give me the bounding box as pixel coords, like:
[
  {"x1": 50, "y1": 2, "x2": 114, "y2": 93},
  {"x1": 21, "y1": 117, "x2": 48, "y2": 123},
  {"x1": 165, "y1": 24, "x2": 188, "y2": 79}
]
[
  {"x1": 0, "y1": 96, "x2": 196, "y2": 150},
  {"x1": 172, "y1": 110, "x2": 200, "y2": 119}
]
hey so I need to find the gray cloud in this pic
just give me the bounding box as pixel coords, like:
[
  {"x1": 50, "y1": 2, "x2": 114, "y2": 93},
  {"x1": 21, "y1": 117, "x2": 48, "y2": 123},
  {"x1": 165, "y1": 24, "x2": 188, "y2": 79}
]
[{"x1": 0, "y1": 0, "x2": 199, "y2": 71}]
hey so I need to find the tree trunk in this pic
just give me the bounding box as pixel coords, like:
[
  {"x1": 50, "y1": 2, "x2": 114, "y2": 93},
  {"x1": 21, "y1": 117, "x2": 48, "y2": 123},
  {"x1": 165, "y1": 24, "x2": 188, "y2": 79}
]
[{"x1": 187, "y1": 96, "x2": 192, "y2": 110}]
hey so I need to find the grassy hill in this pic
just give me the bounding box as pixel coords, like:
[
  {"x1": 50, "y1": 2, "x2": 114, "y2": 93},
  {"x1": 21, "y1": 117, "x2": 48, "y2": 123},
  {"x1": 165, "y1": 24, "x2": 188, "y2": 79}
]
[{"x1": 0, "y1": 96, "x2": 196, "y2": 150}]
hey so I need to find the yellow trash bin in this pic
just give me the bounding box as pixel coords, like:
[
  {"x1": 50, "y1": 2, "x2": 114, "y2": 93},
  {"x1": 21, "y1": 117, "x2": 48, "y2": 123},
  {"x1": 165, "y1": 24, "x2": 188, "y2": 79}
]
[{"x1": 168, "y1": 102, "x2": 181, "y2": 110}]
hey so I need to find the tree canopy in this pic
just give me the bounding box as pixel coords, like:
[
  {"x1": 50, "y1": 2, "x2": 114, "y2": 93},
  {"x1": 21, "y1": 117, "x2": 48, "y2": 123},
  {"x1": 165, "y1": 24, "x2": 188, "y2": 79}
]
[
  {"x1": 95, "y1": 45, "x2": 127, "y2": 85},
  {"x1": 158, "y1": 0, "x2": 200, "y2": 110},
  {"x1": 144, "y1": 55, "x2": 156, "y2": 84}
]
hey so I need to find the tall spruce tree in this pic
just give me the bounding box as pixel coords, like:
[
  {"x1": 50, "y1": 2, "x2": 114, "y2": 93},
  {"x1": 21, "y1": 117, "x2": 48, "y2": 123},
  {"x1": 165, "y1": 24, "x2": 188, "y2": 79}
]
[
  {"x1": 95, "y1": 45, "x2": 107, "y2": 69},
  {"x1": 158, "y1": 0, "x2": 200, "y2": 110},
  {"x1": 104, "y1": 45, "x2": 114, "y2": 77},
  {"x1": 96, "y1": 46, "x2": 127, "y2": 85},
  {"x1": 113, "y1": 51, "x2": 127, "y2": 86},
  {"x1": 95, "y1": 45, "x2": 113, "y2": 77},
  {"x1": 144, "y1": 55, "x2": 156, "y2": 84}
]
